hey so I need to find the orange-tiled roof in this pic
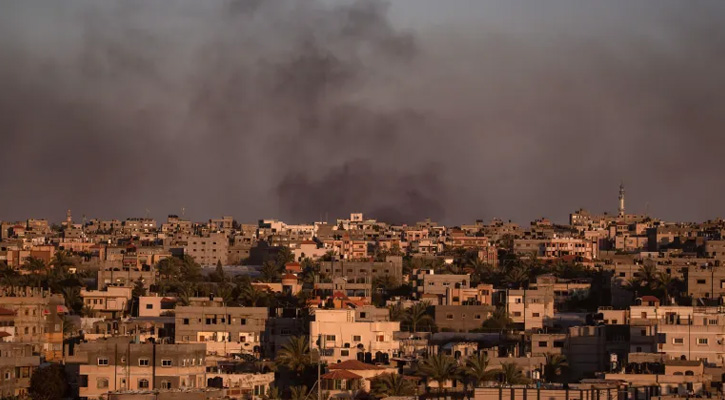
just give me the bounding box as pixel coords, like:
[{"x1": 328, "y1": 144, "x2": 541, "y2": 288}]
[
  {"x1": 321, "y1": 370, "x2": 363, "y2": 380},
  {"x1": 329, "y1": 360, "x2": 384, "y2": 371}
]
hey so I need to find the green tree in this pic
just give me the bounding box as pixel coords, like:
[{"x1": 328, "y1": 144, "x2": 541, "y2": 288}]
[
  {"x1": 276, "y1": 336, "x2": 311, "y2": 376},
  {"x1": 370, "y1": 373, "x2": 416, "y2": 398},
  {"x1": 60, "y1": 286, "x2": 83, "y2": 315},
  {"x1": 132, "y1": 278, "x2": 147, "y2": 298},
  {"x1": 388, "y1": 303, "x2": 406, "y2": 322},
  {"x1": 289, "y1": 385, "x2": 310, "y2": 400},
  {"x1": 261, "y1": 385, "x2": 281, "y2": 400},
  {"x1": 495, "y1": 363, "x2": 529, "y2": 386},
  {"x1": 417, "y1": 353, "x2": 457, "y2": 397},
  {"x1": 543, "y1": 353, "x2": 569, "y2": 383},
  {"x1": 462, "y1": 352, "x2": 495, "y2": 388},
  {"x1": 241, "y1": 285, "x2": 267, "y2": 307},
  {"x1": 480, "y1": 307, "x2": 512, "y2": 331},
  {"x1": 29, "y1": 363, "x2": 69, "y2": 400},
  {"x1": 260, "y1": 261, "x2": 281, "y2": 283},
  {"x1": 404, "y1": 302, "x2": 434, "y2": 333},
  {"x1": 276, "y1": 246, "x2": 295, "y2": 266}
]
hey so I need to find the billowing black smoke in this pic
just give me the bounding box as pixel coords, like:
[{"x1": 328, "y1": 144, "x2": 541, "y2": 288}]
[{"x1": 1, "y1": 0, "x2": 724, "y2": 224}]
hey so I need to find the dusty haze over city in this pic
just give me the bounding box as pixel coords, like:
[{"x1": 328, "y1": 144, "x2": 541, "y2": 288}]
[{"x1": 1, "y1": 0, "x2": 724, "y2": 224}]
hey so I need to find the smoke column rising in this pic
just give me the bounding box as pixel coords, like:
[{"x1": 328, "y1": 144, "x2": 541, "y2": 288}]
[{"x1": 0, "y1": 0, "x2": 724, "y2": 224}]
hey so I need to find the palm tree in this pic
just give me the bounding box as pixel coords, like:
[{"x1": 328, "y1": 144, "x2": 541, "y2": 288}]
[
  {"x1": 480, "y1": 307, "x2": 512, "y2": 331},
  {"x1": 371, "y1": 373, "x2": 416, "y2": 398},
  {"x1": 388, "y1": 303, "x2": 406, "y2": 322},
  {"x1": 495, "y1": 363, "x2": 529, "y2": 386},
  {"x1": 24, "y1": 257, "x2": 47, "y2": 286},
  {"x1": 241, "y1": 285, "x2": 267, "y2": 307},
  {"x1": 656, "y1": 272, "x2": 677, "y2": 303},
  {"x1": 504, "y1": 266, "x2": 529, "y2": 289},
  {"x1": 260, "y1": 261, "x2": 281, "y2": 283},
  {"x1": 462, "y1": 352, "x2": 495, "y2": 388},
  {"x1": 261, "y1": 385, "x2": 281, "y2": 400},
  {"x1": 637, "y1": 264, "x2": 658, "y2": 290},
  {"x1": 51, "y1": 250, "x2": 75, "y2": 270},
  {"x1": 276, "y1": 336, "x2": 311, "y2": 376},
  {"x1": 468, "y1": 259, "x2": 494, "y2": 286},
  {"x1": 289, "y1": 385, "x2": 310, "y2": 400},
  {"x1": 417, "y1": 353, "x2": 457, "y2": 397},
  {"x1": 543, "y1": 354, "x2": 569, "y2": 383},
  {"x1": 404, "y1": 302, "x2": 433, "y2": 333}
]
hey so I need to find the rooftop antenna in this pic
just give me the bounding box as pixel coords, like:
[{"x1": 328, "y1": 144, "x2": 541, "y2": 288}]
[{"x1": 181, "y1": 207, "x2": 186, "y2": 218}]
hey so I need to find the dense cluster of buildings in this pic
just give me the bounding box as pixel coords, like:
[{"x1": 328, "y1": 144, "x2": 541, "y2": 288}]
[{"x1": 2, "y1": 187, "x2": 725, "y2": 400}]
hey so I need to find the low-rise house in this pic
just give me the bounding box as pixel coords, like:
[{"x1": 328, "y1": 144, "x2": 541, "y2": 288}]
[
  {"x1": 81, "y1": 286, "x2": 133, "y2": 318},
  {"x1": 0, "y1": 343, "x2": 40, "y2": 398}
]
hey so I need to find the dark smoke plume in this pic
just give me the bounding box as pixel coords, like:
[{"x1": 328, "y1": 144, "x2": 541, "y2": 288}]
[{"x1": 0, "y1": 0, "x2": 724, "y2": 224}]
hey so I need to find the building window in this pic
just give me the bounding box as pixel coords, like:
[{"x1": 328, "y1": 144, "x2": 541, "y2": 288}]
[
  {"x1": 553, "y1": 341, "x2": 564, "y2": 348},
  {"x1": 353, "y1": 335, "x2": 361, "y2": 342},
  {"x1": 513, "y1": 312, "x2": 522, "y2": 317},
  {"x1": 97, "y1": 357, "x2": 109, "y2": 366},
  {"x1": 138, "y1": 379, "x2": 149, "y2": 389},
  {"x1": 377, "y1": 335, "x2": 385, "y2": 342},
  {"x1": 532, "y1": 313, "x2": 541, "y2": 317},
  {"x1": 325, "y1": 335, "x2": 336, "y2": 342},
  {"x1": 341, "y1": 350, "x2": 349, "y2": 356},
  {"x1": 698, "y1": 338, "x2": 708, "y2": 345},
  {"x1": 697, "y1": 279, "x2": 706, "y2": 284},
  {"x1": 474, "y1": 315, "x2": 482, "y2": 320},
  {"x1": 146, "y1": 304, "x2": 153, "y2": 309},
  {"x1": 161, "y1": 381, "x2": 171, "y2": 389},
  {"x1": 161, "y1": 359, "x2": 172, "y2": 367},
  {"x1": 241, "y1": 319, "x2": 247, "y2": 325},
  {"x1": 183, "y1": 318, "x2": 189, "y2": 325},
  {"x1": 139, "y1": 358, "x2": 150, "y2": 366},
  {"x1": 97, "y1": 378, "x2": 109, "y2": 389},
  {"x1": 673, "y1": 338, "x2": 684, "y2": 345},
  {"x1": 446, "y1": 314, "x2": 454, "y2": 320},
  {"x1": 538, "y1": 341, "x2": 548, "y2": 347}
]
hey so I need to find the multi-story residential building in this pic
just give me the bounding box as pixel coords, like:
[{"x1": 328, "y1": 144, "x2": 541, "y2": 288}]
[
  {"x1": 97, "y1": 265, "x2": 156, "y2": 290},
  {"x1": 0, "y1": 343, "x2": 40, "y2": 398},
  {"x1": 174, "y1": 306, "x2": 268, "y2": 357},
  {"x1": 309, "y1": 309, "x2": 400, "y2": 364},
  {"x1": 81, "y1": 287, "x2": 133, "y2": 318},
  {"x1": 0, "y1": 286, "x2": 66, "y2": 360},
  {"x1": 528, "y1": 274, "x2": 591, "y2": 306},
  {"x1": 444, "y1": 283, "x2": 494, "y2": 306},
  {"x1": 434, "y1": 305, "x2": 495, "y2": 332},
  {"x1": 514, "y1": 236, "x2": 596, "y2": 260},
  {"x1": 686, "y1": 265, "x2": 725, "y2": 300},
  {"x1": 504, "y1": 288, "x2": 555, "y2": 331},
  {"x1": 68, "y1": 339, "x2": 206, "y2": 400},
  {"x1": 418, "y1": 274, "x2": 470, "y2": 301},
  {"x1": 320, "y1": 257, "x2": 403, "y2": 285},
  {"x1": 184, "y1": 233, "x2": 229, "y2": 266}
]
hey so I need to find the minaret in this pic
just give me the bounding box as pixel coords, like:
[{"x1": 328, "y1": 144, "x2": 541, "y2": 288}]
[
  {"x1": 66, "y1": 209, "x2": 73, "y2": 226},
  {"x1": 618, "y1": 183, "x2": 625, "y2": 217}
]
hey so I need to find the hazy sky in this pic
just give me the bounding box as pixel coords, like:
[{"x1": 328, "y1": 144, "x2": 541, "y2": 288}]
[{"x1": 1, "y1": 0, "x2": 724, "y2": 225}]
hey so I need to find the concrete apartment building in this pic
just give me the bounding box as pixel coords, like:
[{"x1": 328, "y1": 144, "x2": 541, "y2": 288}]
[
  {"x1": 309, "y1": 309, "x2": 401, "y2": 364},
  {"x1": 0, "y1": 287, "x2": 66, "y2": 360},
  {"x1": 504, "y1": 288, "x2": 556, "y2": 331},
  {"x1": 320, "y1": 257, "x2": 403, "y2": 284},
  {"x1": 81, "y1": 286, "x2": 133, "y2": 318},
  {"x1": 528, "y1": 274, "x2": 591, "y2": 306},
  {"x1": 184, "y1": 233, "x2": 229, "y2": 266},
  {"x1": 174, "y1": 306, "x2": 268, "y2": 357},
  {"x1": 444, "y1": 283, "x2": 494, "y2": 306},
  {"x1": 514, "y1": 237, "x2": 596, "y2": 260},
  {"x1": 686, "y1": 265, "x2": 725, "y2": 300},
  {"x1": 434, "y1": 305, "x2": 495, "y2": 332},
  {"x1": 98, "y1": 266, "x2": 156, "y2": 290},
  {"x1": 0, "y1": 343, "x2": 40, "y2": 398},
  {"x1": 418, "y1": 274, "x2": 470, "y2": 300},
  {"x1": 69, "y1": 339, "x2": 206, "y2": 400}
]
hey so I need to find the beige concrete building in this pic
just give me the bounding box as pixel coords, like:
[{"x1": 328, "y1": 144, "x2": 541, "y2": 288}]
[
  {"x1": 81, "y1": 286, "x2": 133, "y2": 318},
  {"x1": 174, "y1": 306, "x2": 268, "y2": 357},
  {"x1": 309, "y1": 309, "x2": 401, "y2": 364},
  {"x1": 184, "y1": 233, "x2": 229, "y2": 266},
  {"x1": 0, "y1": 343, "x2": 40, "y2": 398},
  {"x1": 505, "y1": 288, "x2": 555, "y2": 331},
  {"x1": 69, "y1": 339, "x2": 206, "y2": 400},
  {"x1": 0, "y1": 286, "x2": 66, "y2": 360},
  {"x1": 434, "y1": 305, "x2": 495, "y2": 332}
]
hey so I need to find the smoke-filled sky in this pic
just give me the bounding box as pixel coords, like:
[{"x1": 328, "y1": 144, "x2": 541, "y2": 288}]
[{"x1": 1, "y1": 0, "x2": 724, "y2": 225}]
